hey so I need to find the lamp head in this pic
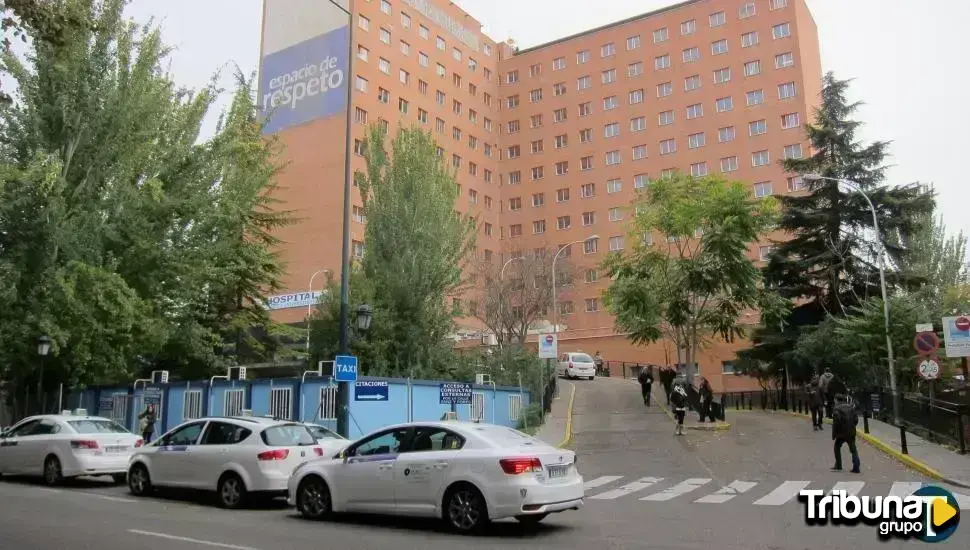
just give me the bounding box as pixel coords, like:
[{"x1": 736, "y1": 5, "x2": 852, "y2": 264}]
[
  {"x1": 37, "y1": 335, "x2": 51, "y2": 357},
  {"x1": 356, "y1": 304, "x2": 373, "y2": 332}
]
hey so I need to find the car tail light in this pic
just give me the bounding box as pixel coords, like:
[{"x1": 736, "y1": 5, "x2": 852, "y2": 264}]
[
  {"x1": 499, "y1": 457, "x2": 542, "y2": 475},
  {"x1": 70, "y1": 440, "x2": 99, "y2": 450},
  {"x1": 313, "y1": 447, "x2": 323, "y2": 456},
  {"x1": 134, "y1": 439, "x2": 144, "y2": 448},
  {"x1": 568, "y1": 362, "x2": 574, "y2": 369},
  {"x1": 257, "y1": 449, "x2": 290, "y2": 461}
]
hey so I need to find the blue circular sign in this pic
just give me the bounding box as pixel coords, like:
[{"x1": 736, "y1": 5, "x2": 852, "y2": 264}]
[{"x1": 913, "y1": 486, "x2": 960, "y2": 543}]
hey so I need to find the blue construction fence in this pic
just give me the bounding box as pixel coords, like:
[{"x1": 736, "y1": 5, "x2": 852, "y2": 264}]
[{"x1": 64, "y1": 376, "x2": 531, "y2": 440}]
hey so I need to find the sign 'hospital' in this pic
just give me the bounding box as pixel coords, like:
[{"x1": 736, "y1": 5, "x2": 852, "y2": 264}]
[{"x1": 265, "y1": 291, "x2": 325, "y2": 311}]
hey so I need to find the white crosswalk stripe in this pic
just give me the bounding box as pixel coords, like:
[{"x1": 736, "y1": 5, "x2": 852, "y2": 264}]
[
  {"x1": 582, "y1": 475, "x2": 970, "y2": 508},
  {"x1": 694, "y1": 480, "x2": 758, "y2": 504},
  {"x1": 640, "y1": 478, "x2": 712, "y2": 501},
  {"x1": 589, "y1": 477, "x2": 662, "y2": 500}
]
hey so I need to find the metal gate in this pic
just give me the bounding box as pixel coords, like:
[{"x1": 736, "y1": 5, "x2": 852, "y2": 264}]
[
  {"x1": 224, "y1": 389, "x2": 245, "y2": 416},
  {"x1": 110, "y1": 394, "x2": 129, "y2": 428},
  {"x1": 269, "y1": 387, "x2": 292, "y2": 420}
]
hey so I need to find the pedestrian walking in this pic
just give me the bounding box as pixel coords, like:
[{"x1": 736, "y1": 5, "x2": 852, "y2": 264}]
[
  {"x1": 698, "y1": 377, "x2": 715, "y2": 422},
  {"x1": 807, "y1": 377, "x2": 823, "y2": 430},
  {"x1": 138, "y1": 403, "x2": 157, "y2": 444},
  {"x1": 593, "y1": 351, "x2": 605, "y2": 376},
  {"x1": 670, "y1": 380, "x2": 689, "y2": 435},
  {"x1": 831, "y1": 393, "x2": 861, "y2": 473},
  {"x1": 637, "y1": 367, "x2": 654, "y2": 406},
  {"x1": 819, "y1": 368, "x2": 835, "y2": 418}
]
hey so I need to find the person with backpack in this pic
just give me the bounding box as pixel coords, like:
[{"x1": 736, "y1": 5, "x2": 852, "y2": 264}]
[
  {"x1": 831, "y1": 393, "x2": 861, "y2": 473},
  {"x1": 670, "y1": 379, "x2": 689, "y2": 435},
  {"x1": 637, "y1": 367, "x2": 654, "y2": 406}
]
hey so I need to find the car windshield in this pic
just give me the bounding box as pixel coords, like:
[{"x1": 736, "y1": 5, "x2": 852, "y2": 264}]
[
  {"x1": 67, "y1": 419, "x2": 130, "y2": 434},
  {"x1": 307, "y1": 425, "x2": 344, "y2": 440},
  {"x1": 261, "y1": 424, "x2": 316, "y2": 446},
  {"x1": 570, "y1": 353, "x2": 594, "y2": 363}
]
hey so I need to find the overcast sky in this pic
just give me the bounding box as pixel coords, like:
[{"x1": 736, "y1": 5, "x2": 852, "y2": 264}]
[{"x1": 124, "y1": 0, "x2": 970, "y2": 238}]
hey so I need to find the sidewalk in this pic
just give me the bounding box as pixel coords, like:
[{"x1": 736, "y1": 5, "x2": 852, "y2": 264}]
[
  {"x1": 535, "y1": 381, "x2": 575, "y2": 447},
  {"x1": 861, "y1": 415, "x2": 970, "y2": 488}
]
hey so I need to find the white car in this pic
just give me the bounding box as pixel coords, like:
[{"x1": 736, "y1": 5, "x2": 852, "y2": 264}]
[
  {"x1": 557, "y1": 352, "x2": 597, "y2": 380},
  {"x1": 0, "y1": 413, "x2": 142, "y2": 485},
  {"x1": 304, "y1": 423, "x2": 355, "y2": 456},
  {"x1": 127, "y1": 416, "x2": 323, "y2": 508},
  {"x1": 287, "y1": 421, "x2": 584, "y2": 533}
]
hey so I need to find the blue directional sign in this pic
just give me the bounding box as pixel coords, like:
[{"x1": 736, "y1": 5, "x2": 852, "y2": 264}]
[
  {"x1": 143, "y1": 387, "x2": 162, "y2": 407},
  {"x1": 439, "y1": 382, "x2": 472, "y2": 405},
  {"x1": 334, "y1": 355, "x2": 358, "y2": 382},
  {"x1": 355, "y1": 380, "x2": 389, "y2": 402}
]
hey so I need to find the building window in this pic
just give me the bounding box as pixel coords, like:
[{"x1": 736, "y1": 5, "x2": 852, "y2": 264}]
[
  {"x1": 357, "y1": 45, "x2": 369, "y2": 61},
  {"x1": 554, "y1": 82, "x2": 566, "y2": 96},
  {"x1": 529, "y1": 88, "x2": 542, "y2": 103},
  {"x1": 749, "y1": 119, "x2": 767, "y2": 136},
  {"x1": 559, "y1": 301, "x2": 574, "y2": 315},
  {"x1": 720, "y1": 156, "x2": 738, "y2": 172},
  {"x1": 531, "y1": 140, "x2": 543, "y2": 154},
  {"x1": 557, "y1": 215, "x2": 571, "y2": 230},
  {"x1": 352, "y1": 240, "x2": 365, "y2": 259},
  {"x1": 378, "y1": 57, "x2": 390, "y2": 74},
  {"x1": 652, "y1": 28, "x2": 667, "y2": 44},
  {"x1": 683, "y1": 47, "x2": 699, "y2": 63},
  {"x1": 603, "y1": 96, "x2": 617, "y2": 111},
  {"x1": 655, "y1": 54, "x2": 670, "y2": 70},
  {"x1": 554, "y1": 107, "x2": 568, "y2": 122},
  {"x1": 584, "y1": 239, "x2": 599, "y2": 255},
  {"x1": 711, "y1": 39, "x2": 728, "y2": 55},
  {"x1": 686, "y1": 103, "x2": 703, "y2": 119},
  {"x1": 579, "y1": 128, "x2": 592, "y2": 143},
  {"x1": 713, "y1": 67, "x2": 731, "y2": 84},
  {"x1": 533, "y1": 220, "x2": 546, "y2": 234},
  {"x1": 576, "y1": 50, "x2": 589, "y2": 64},
  {"x1": 788, "y1": 175, "x2": 805, "y2": 192},
  {"x1": 775, "y1": 52, "x2": 795, "y2": 69},
  {"x1": 584, "y1": 297, "x2": 599, "y2": 311},
  {"x1": 773, "y1": 22, "x2": 791, "y2": 39},
  {"x1": 554, "y1": 134, "x2": 568, "y2": 149},
  {"x1": 355, "y1": 76, "x2": 368, "y2": 92},
  {"x1": 379, "y1": 27, "x2": 390, "y2": 45},
  {"x1": 604, "y1": 122, "x2": 620, "y2": 138},
  {"x1": 578, "y1": 103, "x2": 591, "y2": 117},
  {"x1": 400, "y1": 69, "x2": 410, "y2": 85},
  {"x1": 722, "y1": 361, "x2": 735, "y2": 375},
  {"x1": 556, "y1": 161, "x2": 569, "y2": 175},
  {"x1": 630, "y1": 116, "x2": 646, "y2": 131},
  {"x1": 629, "y1": 89, "x2": 644, "y2": 104},
  {"x1": 436, "y1": 36, "x2": 446, "y2": 50},
  {"x1": 784, "y1": 143, "x2": 804, "y2": 159},
  {"x1": 628, "y1": 62, "x2": 644, "y2": 77},
  {"x1": 400, "y1": 41, "x2": 410, "y2": 55},
  {"x1": 580, "y1": 156, "x2": 594, "y2": 171},
  {"x1": 557, "y1": 188, "x2": 570, "y2": 202},
  {"x1": 609, "y1": 235, "x2": 624, "y2": 250},
  {"x1": 633, "y1": 144, "x2": 648, "y2": 159},
  {"x1": 771, "y1": 0, "x2": 788, "y2": 9},
  {"x1": 380, "y1": 0, "x2": 391, "y2": 14},
  {"x1": 759, "y1": 246, "x2": 774, "y2": 262},
  {"x1": 507, "y1": 120, "x2": 520, "y2": 134},
  {"x1": 685, "y1": 75, "x2": 701, "y2": 91},
  {"x1": 739, "y1": 2, "x2": 756, "y2": 18},
  {"x1": 507, "y1": 145, "x2": 520, "y2": 158},
  {"x1": 660, "y1": 138, "x2": 676, "y2": 155},
  {"x1": 744, "y1": 60, "x2": 761, "y2": 77},
  {"x1": 633, "y1": 174, "x2": 649, "y2": 189},
  {"x1": 509, "y1": 171, "x2": 521, "y2": 185},
  {"x1": 608, "y1": 207, "x2": 622, "y2": 221},
  {"x1": 398, "y1": 98, "x2": 408, "y2": 114},
  {"x1": 354, "y1": 107, "x2": 368, "y2": 124},
  {"x1": 601, "y1": 42, "x2": 615, "y2": 57},
  {"x1": 581, "y1": 184, "x2": 595, "y2": 199},
  {"x1": 553, "y1": 56, "x2": 566, "y2": 70},
  {"x1": 710, "y1": 11, "x2": 726, "y2": 27},
  {"x1": 358, "y1": 15, "x2": 370, "y2": 31},
  {"x1": 418, "y1": 24, "x2": 429, "y2": 39},
  {"x1": 688, "y1": 132, "x2": 706, "y2": 149},
  {"x1": 401, "y1": 12, "x2": 411, "y2": 27},
  {"x1": 718, "y1": 126, "x2": 736, "y2": 143},
  {"x1": 628, "y1": 35, "x2": 642, "y2": 50},
  {"x1": 754, "y1": 182, "x2": 773, "y2": 198},
  {"x1": 657, "y1": 82, "x2": 672, "y2": 97},
  {"x1": 779, "y1": 82, "x2": 797, "y2": 99},
  {"x1": 752, "y1": 150, "x2": 771, "y2": 167},
  {"x1": 681, "y1": 19, "x2": 696, "y2": 35},
  {"x1": 509, "y1": 197, "x2": 522, "y2": 211},
  {"x1": 690, "y1": 162, "x2": 708, "y2": 177},
  {"x1": 531, "y1": 166, "x2": 544, "y2": 180},
  {"x1": 605, "y1": 150, "x2": 621, "y2": 165},
  {"x1": 716, "y1": 96, "x2": 734, "y2": 112},
  {"x1": 532, "y1": 114, "x2": 544, "y2": 128},
  {"x1": 577, "y1": 75, "x2": 591, "y2": 90},
  {"x1": 658, "y1": 110, "x2": 674, "y2": 125},
  {"x1": 581, "y1": 210, "x2": 595, "y2": 225},
  {"x1": 509, "y1": 224, "x2": 522, "y2": 237},
  {"x1": 741, "y1": 31, "x2": 758, "y2": 48},
  {"x1": 602, "y1": 68, "x2": 617, "y2": 84},
  {"x1": 746, "y1": 89, "x2": 765, "y2": 106},
  {"x1": 507, "y1": 95, "x2": 519, "y2": 108}
]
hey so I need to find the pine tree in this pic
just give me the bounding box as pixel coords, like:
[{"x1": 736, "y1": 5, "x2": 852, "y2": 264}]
[{"x1": 739, "y1": 72, "x2": 933, "y2": 382}]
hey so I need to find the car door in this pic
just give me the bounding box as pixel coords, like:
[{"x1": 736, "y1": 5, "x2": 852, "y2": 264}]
[
  {"x1": 195, "y1": 421, "x2": 251, "y2": 490},
  {"x1": 558, "y1": 353, "x2": 568, "y2": 376},
  {"x1": 335, "y1": 427, "x2": 413, "y2": 514},
  {"x1": 0, "y1": 419, "x2": 40, "y2": 474},
  {"x1": 151, "y1": 421, "x2": 207, "y2": 486},
  {"x1": 17, "y1": 419, "x2": 60, "y2": 475},
  {"x1": 393, "y1": 426, "x2": 466, "y2": 516}
]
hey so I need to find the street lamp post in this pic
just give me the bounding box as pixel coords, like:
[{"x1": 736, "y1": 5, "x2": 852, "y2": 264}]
[
  {"x1": 306, "y1": 269, "x2": 332, "y2": 351},
  {"x1": 326, "y1": 0, "x2": 355, "y2": 439},
  {"x1": 36, "y1": 335, "x2": 51, "y2": 414},
  {"x1": 803, "y1": 173, "x2": 899, "y2": 425},
  {"x1": 498, "y1": 256, "x2": 522, "y2": 346}
]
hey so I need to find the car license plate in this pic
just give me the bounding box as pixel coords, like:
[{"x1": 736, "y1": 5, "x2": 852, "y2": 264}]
[
  {"x1": 105, "y1": 446, "x2": 127, "y2": 453},
  {"x1": 547, "y1": 465, "x2": 568, "y2": 478}
]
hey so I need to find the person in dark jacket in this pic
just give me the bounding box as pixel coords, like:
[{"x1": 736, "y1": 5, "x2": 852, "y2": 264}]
[
  {"x1": 670, "y1": 380, "x2": 689, "y2": 435},
  {"x1": 819, "y1": 368, "x2": 835, "y2": 418},
  {"x1": 698, "y1": 377, "x2": 715, "y2": 422},
  {"x1": 831, "y1": 394, "x2": 860, "y2": 473},
  {"x1": 807, "y1": 378, "x2": 823, "y2": 430},
  {"x1": 637, "y1": 367, "x2": 654, "y2": 406},
  {"x1": 138, "y1": 404, "x2": 157, "y2": 444}
]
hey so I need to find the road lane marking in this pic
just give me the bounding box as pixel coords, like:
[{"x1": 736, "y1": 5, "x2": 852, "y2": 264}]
[
  {"x1": 86, "y1": 493, "x2": 136, "y2": 503},
  {"x1": 829, "y1": 481, "x2": 865, "y2": 496},
  {"x1": 694, "y1": 480, "x2": 758, "y2": 503},
  {"x1": 753, "y1": 481, "x2": 811, "y2": 506},
  {"x1": 584, "y1": 476, "x2": 623, "y2": 490},
  {"x1": 887, "y1": 482, "x2": 921, "y2": 498},
  {"x1": 640, "y1": 478, "x2": 712, "y2": 501},
  {"x1": 589, "y1": 477, "x2": 662, "y2": 500},
  {"x1": 127, "y1": 530, "x2": 260, "y2": 550}
]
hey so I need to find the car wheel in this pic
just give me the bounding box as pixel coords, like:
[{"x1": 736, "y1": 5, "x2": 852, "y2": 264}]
[
  {"x1": 515, "y1": 513, "x2": 548, "y2": 525},
  {"x1": 217, "y1": 473, "x2": 247, "y2": 509},
  {"x1": 43, "y1": 455, "x2": 63, "y2": 486},
  {"x1": 128, "y1": 463, "x2": 152, "y2": 496},
  {"x1": 443, "y1": 483, "x2": 489, "y2": 534},
  {"x1": 111, "y1": 473, "x2": 126, "y2": 485},
  {"x1": 296, "y1": 475, "x2": 332, "y2": 520}
]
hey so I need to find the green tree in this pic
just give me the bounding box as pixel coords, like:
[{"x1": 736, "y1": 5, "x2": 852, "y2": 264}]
[
  {"x1": 352, "y1": 124, "x2": 477, "y2": 377},
  {"x1": 603, "y1": 172, "x2": 782, "y2": 383},
  {"x1": 741, "y1": 73, "x2": 934, "y2": 382}
]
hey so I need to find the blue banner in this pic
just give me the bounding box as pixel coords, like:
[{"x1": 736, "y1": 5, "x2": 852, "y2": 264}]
[
  {"x1": 439, "y1": 383, "x2": 472, "y2": 405},
  {"x1": 259, "y1": 25, "x2": 349, "y2": 135},
  {"x1": 355, "y1": 381, "x2": 388, "y2": 402}
]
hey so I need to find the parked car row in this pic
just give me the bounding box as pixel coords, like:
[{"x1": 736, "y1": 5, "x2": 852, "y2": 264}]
[{"x1": 0, "y1": 411, "x2": 585, "y2": 533}]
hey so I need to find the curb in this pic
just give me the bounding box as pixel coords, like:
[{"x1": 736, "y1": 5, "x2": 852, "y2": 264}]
[
  {"x1": 738, "y1": 408, "x2": 970, "y2": 489},
  {"x1": 557, "y1": 382, "x2": 576, "y2": 448}
]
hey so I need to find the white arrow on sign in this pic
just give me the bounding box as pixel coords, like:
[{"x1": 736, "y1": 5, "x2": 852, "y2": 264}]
[{"x1": 357, "y1": 394, "x2": 387, "y2": 400}]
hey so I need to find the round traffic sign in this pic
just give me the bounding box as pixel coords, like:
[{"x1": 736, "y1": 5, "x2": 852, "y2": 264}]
[
  {"x1": 956, "y1": 316, "x2": 970, "y2": 332},
  {"x1": 917, "y1": 357, "x2": 941, "y2": 380},
  {"x1": 913, "y1": 331, "x2": 940, "y2": 355},
  {"x1": 545, "y1": 335, "x2": 554, "y2": 344}
]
